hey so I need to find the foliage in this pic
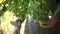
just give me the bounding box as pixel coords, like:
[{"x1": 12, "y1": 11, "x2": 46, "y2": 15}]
[{"x1": 0, "y1": 0, "x2": 52, "y2": 22}]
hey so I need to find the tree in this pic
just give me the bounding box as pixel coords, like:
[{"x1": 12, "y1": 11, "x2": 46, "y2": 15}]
[{"x1": 0, "y1": 0, "x2": 60, "y2": 34}]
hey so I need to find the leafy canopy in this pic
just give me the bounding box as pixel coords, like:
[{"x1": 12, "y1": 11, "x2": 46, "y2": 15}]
[{"x1": 0, "y1": 0, "x2": 52, "y2": 22}]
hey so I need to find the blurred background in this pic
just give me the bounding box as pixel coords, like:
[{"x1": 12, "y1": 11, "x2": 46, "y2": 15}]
[{"x1": 0, "y1": 0, "x2": 55, "y2": 34}]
